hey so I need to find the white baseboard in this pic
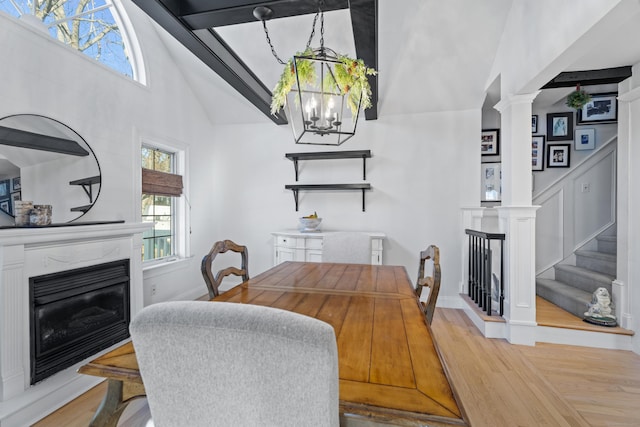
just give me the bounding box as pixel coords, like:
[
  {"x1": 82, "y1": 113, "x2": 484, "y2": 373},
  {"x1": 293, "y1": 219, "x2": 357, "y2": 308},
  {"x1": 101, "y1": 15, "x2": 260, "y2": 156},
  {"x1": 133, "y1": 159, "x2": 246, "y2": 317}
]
[
  {"x1": 0, "y1": 365, "x2": 102, "y2": 427},
  {"x1": 536, "y1": 326, "x2": 633, "y2": 351}
]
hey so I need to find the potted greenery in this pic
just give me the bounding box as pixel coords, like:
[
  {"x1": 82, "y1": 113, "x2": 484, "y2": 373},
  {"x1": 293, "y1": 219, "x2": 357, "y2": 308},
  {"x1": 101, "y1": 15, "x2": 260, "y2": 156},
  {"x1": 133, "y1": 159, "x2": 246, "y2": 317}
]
[
  {"x1": 566, "y1": 84, "x2": 591, "y2": 110},
  {"x1": 270, "y1": 48, "x2": 377, "y2": 116}
]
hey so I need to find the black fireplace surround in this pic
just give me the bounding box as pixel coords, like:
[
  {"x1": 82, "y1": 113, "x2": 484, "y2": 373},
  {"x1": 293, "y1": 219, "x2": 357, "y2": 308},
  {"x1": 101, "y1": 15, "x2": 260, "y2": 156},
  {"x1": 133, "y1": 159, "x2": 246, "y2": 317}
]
[{"x1": 30, "y1": 259, "x2": 130, "y2": 384}]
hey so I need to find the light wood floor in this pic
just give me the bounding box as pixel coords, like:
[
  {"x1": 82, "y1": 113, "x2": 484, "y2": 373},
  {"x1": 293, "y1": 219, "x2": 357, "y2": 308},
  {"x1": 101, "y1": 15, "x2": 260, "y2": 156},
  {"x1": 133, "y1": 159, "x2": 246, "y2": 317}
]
[{"x1": 33, "y1": 308, "x2": 640, "y2": 427}]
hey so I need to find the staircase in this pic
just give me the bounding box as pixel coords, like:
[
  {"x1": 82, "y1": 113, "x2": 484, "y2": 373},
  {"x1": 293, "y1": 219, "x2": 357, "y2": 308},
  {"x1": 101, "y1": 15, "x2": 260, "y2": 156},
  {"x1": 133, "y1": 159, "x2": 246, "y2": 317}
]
[{"x1": 537, "y1": 234, "x2": 616, "y2": 319}]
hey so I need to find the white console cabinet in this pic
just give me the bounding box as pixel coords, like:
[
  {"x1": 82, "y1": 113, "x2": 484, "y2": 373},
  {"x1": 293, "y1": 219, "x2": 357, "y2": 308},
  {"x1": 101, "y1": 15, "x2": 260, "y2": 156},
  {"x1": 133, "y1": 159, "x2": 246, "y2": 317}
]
[{"x1": 272, "y1": 230, "x2": 385, "y2": 266}]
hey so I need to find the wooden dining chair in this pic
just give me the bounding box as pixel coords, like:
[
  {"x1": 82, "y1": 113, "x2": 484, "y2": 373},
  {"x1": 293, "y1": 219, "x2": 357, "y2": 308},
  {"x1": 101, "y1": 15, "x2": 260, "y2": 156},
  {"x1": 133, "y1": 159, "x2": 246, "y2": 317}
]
[
  {"x1": 201, "y1": 239, "x2": 249, "y2": 298},
  {"x1": 416, "y1": 245, "x2": 441, "y2": 325}
]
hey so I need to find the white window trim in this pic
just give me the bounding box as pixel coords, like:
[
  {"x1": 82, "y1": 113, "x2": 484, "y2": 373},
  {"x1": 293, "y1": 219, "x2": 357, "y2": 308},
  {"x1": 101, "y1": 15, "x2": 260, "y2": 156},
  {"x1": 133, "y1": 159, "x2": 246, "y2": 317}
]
[
  {"x1": 0, "y1": 0, "x2": 146, "y2": 84},
  {"x1": 109, "y1": 0, "x2": 147, "y2": 84},
  {"x1": 139, "y1": 137, "x2": 191, "y2": 268}
]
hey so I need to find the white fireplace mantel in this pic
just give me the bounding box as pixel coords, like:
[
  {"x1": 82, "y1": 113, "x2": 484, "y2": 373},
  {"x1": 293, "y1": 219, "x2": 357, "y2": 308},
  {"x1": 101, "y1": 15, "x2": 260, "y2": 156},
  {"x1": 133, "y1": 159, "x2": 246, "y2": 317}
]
[{"x1": 0, "y1": 221, "x2": 150, "y2": 427}]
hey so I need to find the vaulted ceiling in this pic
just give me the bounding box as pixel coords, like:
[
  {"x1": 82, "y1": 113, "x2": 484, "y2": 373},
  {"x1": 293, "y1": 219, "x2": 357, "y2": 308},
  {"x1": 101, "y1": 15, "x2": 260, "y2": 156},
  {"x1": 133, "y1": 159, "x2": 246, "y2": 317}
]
[
  {"x1": 132, "y1": 0, "x2": 514, "y2": 126},
  {"x1": 132, "y1": 0, "x2": 377, "y2": 125},
  {"x1": 128, "y1": 1, "x2": 640, "y2": 127}
]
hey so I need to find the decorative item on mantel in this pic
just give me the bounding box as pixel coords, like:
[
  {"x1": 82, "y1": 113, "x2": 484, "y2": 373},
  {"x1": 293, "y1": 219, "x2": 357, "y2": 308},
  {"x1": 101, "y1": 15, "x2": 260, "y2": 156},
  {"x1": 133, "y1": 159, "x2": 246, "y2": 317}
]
[
  {"x1": 30, "y1": 205, "x2": 52, "y2": 226},
  {"x1": 254, "y1": 1, "x2": 377, "y2": 146},
  {"x1": 566, "y1": 84, "x2": 591, "y2": 110},
  {"x1": 14, "y1": 200, "x2": 33, "y2": 226},
  {"x1": 583, "y1": 287, "x2": 617, "y2": 327},
  {"x1": 14, "y1": 201, "x2": 52, "y2": 226}
]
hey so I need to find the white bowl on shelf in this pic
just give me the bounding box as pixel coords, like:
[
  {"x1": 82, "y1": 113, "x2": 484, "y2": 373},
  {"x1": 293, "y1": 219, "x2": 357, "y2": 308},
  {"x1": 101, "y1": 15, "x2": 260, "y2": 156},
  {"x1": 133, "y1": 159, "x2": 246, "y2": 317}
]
[{"x1": 298, "y1": 217, "x2": 322, "y2": 232}]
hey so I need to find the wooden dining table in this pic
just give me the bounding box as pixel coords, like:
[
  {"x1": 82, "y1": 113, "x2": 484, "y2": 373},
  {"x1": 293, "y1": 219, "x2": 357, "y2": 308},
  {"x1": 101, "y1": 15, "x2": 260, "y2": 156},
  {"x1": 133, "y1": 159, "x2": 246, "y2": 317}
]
[{"x1": 79, "y1": 261, "x2": 466, "y2": 426}]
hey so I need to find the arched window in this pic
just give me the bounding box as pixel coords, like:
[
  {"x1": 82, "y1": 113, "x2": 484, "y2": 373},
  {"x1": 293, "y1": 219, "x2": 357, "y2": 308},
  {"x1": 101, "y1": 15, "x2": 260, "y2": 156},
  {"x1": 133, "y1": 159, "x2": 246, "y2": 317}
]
[{"x1": 0, "y1": 0, "x2": 144, "y2": 82}]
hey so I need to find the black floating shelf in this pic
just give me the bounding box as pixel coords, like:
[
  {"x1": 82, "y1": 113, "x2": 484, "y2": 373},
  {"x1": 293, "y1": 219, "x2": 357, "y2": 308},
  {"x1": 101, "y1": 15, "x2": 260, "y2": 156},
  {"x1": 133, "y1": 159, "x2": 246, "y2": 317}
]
[
  {"x1": 70, "y1": 205, "x2": 92, "y2": 213},
  {"x1": 285, "y1": 150, "x2": 371, "y2": 181},
  {"x1": 284, "y1": 184, "x2": 371, "y2": 212},
  {"x1": 69, "y1": 175, "x2": 101, "y2": 186},
  {"x1": 69, "y1": 175, "x2": 101, "y2": 205}
]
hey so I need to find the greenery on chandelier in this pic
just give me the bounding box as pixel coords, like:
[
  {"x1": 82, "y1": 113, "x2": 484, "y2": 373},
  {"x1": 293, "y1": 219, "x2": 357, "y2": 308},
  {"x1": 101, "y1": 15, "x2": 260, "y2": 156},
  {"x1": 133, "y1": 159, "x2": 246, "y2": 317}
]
[
  {"x1": 270, "y1": 48, "x2": 377, "y2": 116},
  {"x1": 566, "y1": 85, "x2": 591, "y2": 109}
]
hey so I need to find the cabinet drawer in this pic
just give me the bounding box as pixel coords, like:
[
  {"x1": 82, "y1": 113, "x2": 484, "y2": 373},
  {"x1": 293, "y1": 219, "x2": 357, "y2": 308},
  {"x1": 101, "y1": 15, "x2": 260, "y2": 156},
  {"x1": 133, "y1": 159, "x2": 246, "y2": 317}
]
[
  {"x1": 306, "y1": 238, "x2": 323, "y2": 250},
  {"x1": 276, "y1": 236, "x2": 296, "y2": 248}
]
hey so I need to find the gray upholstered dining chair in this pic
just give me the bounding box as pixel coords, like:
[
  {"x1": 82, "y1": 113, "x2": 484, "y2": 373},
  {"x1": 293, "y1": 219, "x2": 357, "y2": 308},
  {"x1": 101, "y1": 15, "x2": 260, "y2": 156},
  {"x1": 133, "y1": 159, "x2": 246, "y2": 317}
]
[
  {"x1": 130, "y1": 301, "x2": 339, "y2": 427},
  {"x1": 322, "y1": 232, "x2": 371, "y2": 264},
  {"x1": 415, "y1": 245, "x2": 441, "y2": 325},
  {"x1": 201, "y1": 239, "x2": 249, "y2": 298}
]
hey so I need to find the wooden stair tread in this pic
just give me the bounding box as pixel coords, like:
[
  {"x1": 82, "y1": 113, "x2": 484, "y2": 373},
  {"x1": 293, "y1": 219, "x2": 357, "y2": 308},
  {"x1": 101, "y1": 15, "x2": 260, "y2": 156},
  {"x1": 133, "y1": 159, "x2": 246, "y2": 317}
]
[
  {"x1": 460, "y1": 293, "x2": 505, "y2": 322},
  {"x1": 536, "y1": 296, "x2": 634, "y2": 336}
]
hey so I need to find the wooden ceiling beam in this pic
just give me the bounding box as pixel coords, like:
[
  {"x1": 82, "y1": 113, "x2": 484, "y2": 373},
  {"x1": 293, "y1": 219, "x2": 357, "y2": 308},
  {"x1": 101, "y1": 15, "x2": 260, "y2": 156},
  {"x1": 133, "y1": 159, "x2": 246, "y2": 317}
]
[
  {"x1": 0, "y1": 126, "x2": 89, "y2": 156},
  {"x1": 132, "y1": 0, "x2": 378, "y2": 124},
  {"x1": 132, "y1": 0, "x2": 287, "y2": 125},
  {"x1": 180, "y1": 0, "x2": 349, "y2": 29},
  {"x1": 542, "y1": 66, "x2": 632, "y2": 89},
  {"x1": 350, "y1": 0, "x2": 377, "y2": 120}
]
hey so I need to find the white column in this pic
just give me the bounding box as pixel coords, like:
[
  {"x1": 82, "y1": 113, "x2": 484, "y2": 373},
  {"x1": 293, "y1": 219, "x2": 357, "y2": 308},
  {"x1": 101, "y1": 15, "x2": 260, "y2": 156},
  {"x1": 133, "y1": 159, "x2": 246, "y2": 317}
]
[
  {"x1": 494, "y1": 92, "x2": 540, "y2": 346},
  {"x1": 497, "y1": 206, "x2": 539, "y2": 345},
  {"x1": 616, "y1": 74, "x2": 640, "y2": 331}
]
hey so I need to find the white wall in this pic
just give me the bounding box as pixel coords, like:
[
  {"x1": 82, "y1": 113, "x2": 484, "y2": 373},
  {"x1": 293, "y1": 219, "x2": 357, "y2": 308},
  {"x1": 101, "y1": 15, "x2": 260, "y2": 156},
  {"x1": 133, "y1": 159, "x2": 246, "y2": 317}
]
[
  {"x1": 532, "y1": 96, "x2": 618, "y2": 194},
  {"x1": 489, "y1": 0, "x2": 623, "y2": 95},
  {"x1": 207, "y1": 110, "x2": 481, "y2": 306},
  {"x1": 534, "y1": 142, "x2": 616, "y2": 274},
  {"x1": 0, "y1": 5, "x2": 484, "y2": 310},
  {"x1": 0, "y1": 8, "x2": 216, "y2": 303}
]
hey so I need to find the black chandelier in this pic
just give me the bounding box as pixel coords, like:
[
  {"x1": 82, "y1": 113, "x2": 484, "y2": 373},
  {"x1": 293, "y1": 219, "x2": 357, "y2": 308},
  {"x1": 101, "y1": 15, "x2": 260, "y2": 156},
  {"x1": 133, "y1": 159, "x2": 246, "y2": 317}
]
[{"x1": 255, "y1": 2, "x2": 376, "y2": 146}]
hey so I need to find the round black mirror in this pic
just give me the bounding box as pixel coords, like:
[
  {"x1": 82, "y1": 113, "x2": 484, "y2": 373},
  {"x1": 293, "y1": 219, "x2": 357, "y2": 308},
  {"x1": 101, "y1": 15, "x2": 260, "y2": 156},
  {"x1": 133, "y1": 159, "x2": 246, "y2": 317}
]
[{"x1": 0, "y1": 114, "x2": 101, "y2": 225}]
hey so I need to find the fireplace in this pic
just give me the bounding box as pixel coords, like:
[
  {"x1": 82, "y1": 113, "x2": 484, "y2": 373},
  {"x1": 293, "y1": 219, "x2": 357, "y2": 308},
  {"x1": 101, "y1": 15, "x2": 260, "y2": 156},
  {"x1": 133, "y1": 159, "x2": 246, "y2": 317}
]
[{"x1": 30, "y1": 259, "x2": 131, "y2": 384}]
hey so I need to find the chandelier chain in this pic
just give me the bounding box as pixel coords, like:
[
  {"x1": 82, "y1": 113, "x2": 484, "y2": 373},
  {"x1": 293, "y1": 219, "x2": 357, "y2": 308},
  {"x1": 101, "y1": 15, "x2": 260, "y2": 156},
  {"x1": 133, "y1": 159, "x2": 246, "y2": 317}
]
[
  {"x1": 261, "y1": 9, "x2": 321, "y2": 65},
  {"x1": 319, "y1": 9, "x2": 324, "y2": 50}
]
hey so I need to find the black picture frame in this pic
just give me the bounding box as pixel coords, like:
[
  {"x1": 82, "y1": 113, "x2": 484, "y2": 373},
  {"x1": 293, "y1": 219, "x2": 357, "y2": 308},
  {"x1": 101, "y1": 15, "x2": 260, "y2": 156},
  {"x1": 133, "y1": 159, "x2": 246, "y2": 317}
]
[
  {"x1": 481, "y1": 129, "x2": 500, "y2": 156},
  {"x1": 547, "y1": 144, "x2": 571, "y2": 168},
  {"x1": 0, "y1": 180, "x2": 8, "y2": 198},
  {"x1": 577, "y1": 92, "x2": 618, "y2": 124},
  {"x1": 546, "y1": 112, "x2": 574, "y2": 141},
  {"x1": 0, "y1": 199, "x2": 10, "y2": 215},
  {"x1": 11, "y1": 176, "x2": 20, "y2": 191},
  {"x1": 532, "y1": 115, "x2": 538, "y2": 133},
  {"x1": 532, "y1": 135, "x2": 545, "y2": 171}
]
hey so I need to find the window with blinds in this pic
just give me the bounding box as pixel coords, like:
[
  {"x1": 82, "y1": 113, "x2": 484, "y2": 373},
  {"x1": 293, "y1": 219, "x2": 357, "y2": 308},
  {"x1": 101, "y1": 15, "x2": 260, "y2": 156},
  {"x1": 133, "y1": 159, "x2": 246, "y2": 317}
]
[{"x1": 141, "y1": 146, "x2": 183, "y2": 261}]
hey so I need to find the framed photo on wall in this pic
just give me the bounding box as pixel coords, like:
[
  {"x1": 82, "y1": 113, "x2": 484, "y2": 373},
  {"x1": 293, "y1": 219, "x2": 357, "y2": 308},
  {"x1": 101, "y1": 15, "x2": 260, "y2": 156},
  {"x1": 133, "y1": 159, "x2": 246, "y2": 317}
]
[
  {"x1": 481, "y1": 129, "x2": 500, "y2": 156},
  {"x1": 575, "y1": 128, "x2": 595, "y2": 150},
  {"x1": 532, "y1": 115, "x2": 538, "y2": 133},
  {"x1": 577, "y1": 92, "x2": 617, "y2": 124},
  {"x1": 10, "y1": 191, "x2": 20, "y2": 213},
  {"x1": 0, "y1": 180, "x2": 8, "y2": 198},
  {"x1": 546, "y1": 112, "x2": 574, "y2": 141},
  {"x1": 481, "y1": 162, "x2": 501, "y2": 201},
  {"x1": 532, "y1": 135, "x2": 545, "y2": 171},
  {"x1": 547, "y1": 144, "x2": 571, "y2": 168}
]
